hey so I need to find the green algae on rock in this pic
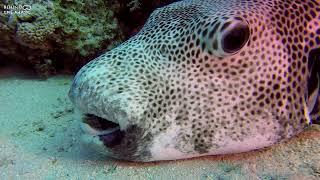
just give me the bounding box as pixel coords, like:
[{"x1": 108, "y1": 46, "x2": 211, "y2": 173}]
[
  {"x1": 54, "y1": 0, "x2": 123, "y2": 56},
  {"x1": 0, "y1": 0, "x2": 124, "y2": 76},
  {"x1": 0, "y1": 0, "x2": 178, "y2": 76}
]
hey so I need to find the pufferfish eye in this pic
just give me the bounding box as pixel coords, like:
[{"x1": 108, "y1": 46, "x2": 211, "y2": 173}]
[{"x1": 221, "y1": 20, "x2": 250, "y2": 54}]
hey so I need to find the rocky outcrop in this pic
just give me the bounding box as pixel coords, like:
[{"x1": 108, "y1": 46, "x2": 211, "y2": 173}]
[
  {"x1": 0, "y1": 0, "x2": 177, "y2": 77},
  {"x1": 0, "y1": 0, "x2": 123, "y2": 76}
]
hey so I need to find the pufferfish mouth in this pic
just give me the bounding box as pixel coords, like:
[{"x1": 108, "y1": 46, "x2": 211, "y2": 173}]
[{"x1": 81, "y1": 114, "x2": 125, "y2": 147}]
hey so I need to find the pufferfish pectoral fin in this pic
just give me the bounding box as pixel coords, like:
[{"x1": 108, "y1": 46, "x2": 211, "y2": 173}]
[
  {"x1": 311, "y1": 96, "x2": 320, "y2": 124},
  {"x1": 307, "y1": 74, "x2": 319, "y2": 113},
  {"x1": 307, "y1": 48, "x2": 320, "y2": 123}
]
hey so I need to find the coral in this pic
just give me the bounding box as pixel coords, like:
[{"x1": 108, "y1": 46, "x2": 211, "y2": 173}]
[
  {"x1": 0, "y1": 0, "x2": 175, "y2": 76},
  {"x1": 15, "y1": 3, "x2": 61, "y2": 50},
  {"x1": 0, "y1": 0, "x2": 124, "y2": 75},
  {"x1": 54, "y1": 0, "x2": 123, "y2": 56},
  {"x1": 128, "y1": 0, "x2": 141, "y2": 11}
]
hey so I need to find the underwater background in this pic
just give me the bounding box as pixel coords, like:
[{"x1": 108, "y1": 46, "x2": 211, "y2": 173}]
[{"x1": 0, "y1": 0, "x2": 320, "y2": 179}]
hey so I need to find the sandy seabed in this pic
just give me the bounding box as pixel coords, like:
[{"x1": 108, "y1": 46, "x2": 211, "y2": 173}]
[{"x1": 0, "y1": 70, "x2": 319, "y2": 179}]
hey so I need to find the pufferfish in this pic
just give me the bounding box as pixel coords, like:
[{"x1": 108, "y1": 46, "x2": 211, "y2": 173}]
[{"x1": 68, "y1": 0, "x2": 320, "y2": 162}]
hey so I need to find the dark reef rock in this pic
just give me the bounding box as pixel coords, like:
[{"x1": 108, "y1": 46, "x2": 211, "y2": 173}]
[{"x1": 117, "y1": 0, "x2": 180, "y2": 37}]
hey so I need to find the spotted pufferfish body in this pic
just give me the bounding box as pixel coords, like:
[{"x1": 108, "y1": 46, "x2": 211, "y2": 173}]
[{"x1": 69, "y1": 0, "x2": 320, "y2": 162}]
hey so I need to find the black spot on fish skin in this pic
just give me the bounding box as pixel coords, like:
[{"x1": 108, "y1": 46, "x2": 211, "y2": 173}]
[{"x1": 220, "y1": 21, "x2": 232, "y2": 32}]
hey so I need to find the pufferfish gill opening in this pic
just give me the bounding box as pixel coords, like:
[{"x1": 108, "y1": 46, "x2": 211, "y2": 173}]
[{"x1": 69, "y1": 0, "x2": 320, "y2": 162}]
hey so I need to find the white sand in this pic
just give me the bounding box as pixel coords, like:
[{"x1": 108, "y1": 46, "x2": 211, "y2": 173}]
[{"x1": 0, "y1": 72, "x2": 319, "y2": 179}]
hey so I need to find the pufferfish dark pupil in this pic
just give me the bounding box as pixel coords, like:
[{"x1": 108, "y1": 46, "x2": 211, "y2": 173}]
[{"x1": 222, "y1": 23, "x2": 250, "y2": 53}]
